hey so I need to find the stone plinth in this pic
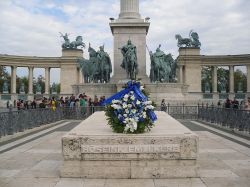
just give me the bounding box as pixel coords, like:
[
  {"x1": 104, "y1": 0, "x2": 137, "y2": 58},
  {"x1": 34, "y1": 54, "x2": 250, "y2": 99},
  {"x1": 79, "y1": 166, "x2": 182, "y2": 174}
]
[
  {"x1": 62, "y1": 49, "x2": 83, "y2": 57},
  {"x1": 61, "y1": 111, "x2": 199, "y2": 178},
  {"x1": 177, "y1": 48, "x2": 202, "y2": 93},
  {"x1": 72, "y1": 83, "x2": 117, "y2": 98},
  {"x1": 72, "y1": 83, "x2": 190, "y2": 104}
]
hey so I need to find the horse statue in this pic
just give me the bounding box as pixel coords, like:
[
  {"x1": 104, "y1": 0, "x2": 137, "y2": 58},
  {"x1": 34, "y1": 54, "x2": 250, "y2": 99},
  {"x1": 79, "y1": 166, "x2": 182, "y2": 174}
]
[
  {"x1": 148, "y1": 45, "x2": 175, "y2": 83},
  {"x1": 120, "y1": 40, "x2": 138, "y2": 80},
  {"x1": 60, "y1": 32, "x2": 85, "y2": 49},
  {"x1": 77, "y1": 43, "x2": 112, "y2": 83},
  {"x1": 70, "y1": 36, "x2": 85, "y2": 49},
  {"x1": 190, "y1": 30, "x2": 201, "y2": 48},
  {"x1": 175, "y1": 30, "x2": 201, "y2": 48},
  {"x1": 60, "y1": 32, "x2": 71, "y2": 49},
  {"x1": 175, "y1": 34, "x2": 192, "y2": 48}
]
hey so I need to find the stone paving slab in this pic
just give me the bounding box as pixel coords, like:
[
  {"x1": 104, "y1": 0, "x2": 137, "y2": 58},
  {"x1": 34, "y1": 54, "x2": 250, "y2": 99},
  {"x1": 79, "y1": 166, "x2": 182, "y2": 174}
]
[{"x1": 0, "y1": 120, "x2": 250, "y2": 186}]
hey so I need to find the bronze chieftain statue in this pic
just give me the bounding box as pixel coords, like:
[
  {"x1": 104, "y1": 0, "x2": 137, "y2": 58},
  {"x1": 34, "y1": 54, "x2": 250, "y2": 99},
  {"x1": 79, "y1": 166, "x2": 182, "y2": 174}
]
[
  {"x1": 120, "y1": 40, "x2": 138, "y2": 80},
  {"x1": 77, "y1": 43, "x2": 112, "y2": 83},
  {"x1": 175, "y1": 30, "x2": 201, "y2": 48},
  {"x1": 148, "y1": 45, "x2": 177, "y2": 83}
]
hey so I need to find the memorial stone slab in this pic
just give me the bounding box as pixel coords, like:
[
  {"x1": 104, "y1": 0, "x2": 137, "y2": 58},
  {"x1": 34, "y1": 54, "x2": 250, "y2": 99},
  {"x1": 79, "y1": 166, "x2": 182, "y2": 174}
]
[{"x1": 61, "y1": 111, "x2": 199, "y2": 178}]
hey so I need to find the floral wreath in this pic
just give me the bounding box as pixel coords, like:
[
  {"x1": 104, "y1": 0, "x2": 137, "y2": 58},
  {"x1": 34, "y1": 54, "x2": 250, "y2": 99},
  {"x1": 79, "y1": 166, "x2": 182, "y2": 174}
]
[{"x1": 104, "y1": 81, "x2": 157, "y2": 134}]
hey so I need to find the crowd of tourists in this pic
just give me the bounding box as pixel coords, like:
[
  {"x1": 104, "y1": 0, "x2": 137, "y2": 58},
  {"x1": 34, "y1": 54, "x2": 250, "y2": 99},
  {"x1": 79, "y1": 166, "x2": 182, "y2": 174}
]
[
  {"x1": 217, "y1": 97, "x2": 250, "y2": 110},
  {"x1": 7, "y1": 93, "x2": 106, "y2": 111}
]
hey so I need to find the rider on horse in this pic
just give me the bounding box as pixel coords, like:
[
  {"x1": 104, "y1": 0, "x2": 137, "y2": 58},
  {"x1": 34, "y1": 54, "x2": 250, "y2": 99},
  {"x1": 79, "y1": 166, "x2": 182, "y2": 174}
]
[{"x1": 120, "y1": 39, "x2": 138, "y2": 79}]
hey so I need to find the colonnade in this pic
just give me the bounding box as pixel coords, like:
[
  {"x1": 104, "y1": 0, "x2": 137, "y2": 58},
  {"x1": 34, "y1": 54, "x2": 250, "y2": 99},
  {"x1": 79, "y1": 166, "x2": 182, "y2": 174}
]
[
  {"x1": 4, "y1": 66, "x2": 51, "y2": 94},
  {"x1": 178, "y1": 64, "x2": 250, "y2": 93}
]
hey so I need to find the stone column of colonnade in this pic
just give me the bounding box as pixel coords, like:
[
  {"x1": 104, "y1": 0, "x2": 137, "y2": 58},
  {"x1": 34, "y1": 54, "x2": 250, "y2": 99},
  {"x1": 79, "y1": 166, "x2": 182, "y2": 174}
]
[
  {"x1": 247, "y1": 65, "x2": 250, "y2": 94},
  {"x1": 11, "y1": 66, "x2": 17, "y2": 94},
  {"x1": 178, "y1": 65, "x2": 183, "y2": 84},
  {"x1": 28, "y1": 67, "x2": 34, "y2": 94},
  {"x1": 212, "y1": 66, "x2": 217, "y2": 93},
  {"x1": 45, "y1": 67, "x2": 50, "y2": 94},
  {"x1": 229, "y1": 65, "x2": 234, "y2": 93}
]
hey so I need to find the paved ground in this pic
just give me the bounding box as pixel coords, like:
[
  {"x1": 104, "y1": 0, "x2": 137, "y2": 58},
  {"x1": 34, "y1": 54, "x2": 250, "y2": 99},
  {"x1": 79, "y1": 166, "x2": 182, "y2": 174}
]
[{"x1": 0, "y1": 119, "x2": 250, "y2": 187}]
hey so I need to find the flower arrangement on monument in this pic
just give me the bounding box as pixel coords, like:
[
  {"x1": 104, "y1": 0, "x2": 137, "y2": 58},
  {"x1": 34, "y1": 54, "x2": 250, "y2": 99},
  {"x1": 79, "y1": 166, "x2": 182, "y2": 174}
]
[{"x1": 102, "y1": 81, "x2": 157, "y2": 134}]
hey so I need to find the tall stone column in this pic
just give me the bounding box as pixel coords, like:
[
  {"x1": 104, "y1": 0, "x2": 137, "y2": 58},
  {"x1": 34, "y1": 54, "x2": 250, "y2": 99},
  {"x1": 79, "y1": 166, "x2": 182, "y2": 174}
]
[
  {"x1": 45, "y1": 67, "x2": 50, "y2": 94},
  {"x1": 11, "y1": 66, "x2": 17, "y2": 94},
  {"x1": 119, "y1": 0, "x2": 140, "y2": 19},
  {"x1": 28, "y1": 66, "x2": 34, "y2": 94},
  {"x1": 212, "y1": 66, "x2": 217, "y2": 93},
  {"x1": 247, "y1": 65, "x2": 250, "y2": 93},
  {"x1": 78, "y1": 68, "x2": 83, "y2": 84},
  {"x1": 229, "y1": 66, "x2": 234, "y2": 93}
]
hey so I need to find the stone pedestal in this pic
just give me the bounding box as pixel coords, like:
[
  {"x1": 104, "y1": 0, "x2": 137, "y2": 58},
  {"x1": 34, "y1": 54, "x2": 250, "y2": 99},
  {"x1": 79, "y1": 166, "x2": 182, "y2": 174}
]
[
  {"x1": 62, "y1": 49, "x2": 83, "y2": 57},
  {"x1": 72, "y1": 83, "x2": 189, "y2": 104},
  {"x1": 72, "y1": 83, "x2": 117, "y2": 98},
  {"x1": 61, "y1": 111, "x2": 199, "y2": 179},
  {"x1": 60, "y1": 49, "x2": 83, "y2": 94},
  {"x1": 177, "y1": 48, "x2": 201, "y2": 93}
]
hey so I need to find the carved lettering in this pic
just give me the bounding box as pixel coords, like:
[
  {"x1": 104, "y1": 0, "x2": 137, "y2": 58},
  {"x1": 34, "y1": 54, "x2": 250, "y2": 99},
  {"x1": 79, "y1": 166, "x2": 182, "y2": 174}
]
[{"x1": 81, "y1": 144, "x2": 180, "y2": 153}]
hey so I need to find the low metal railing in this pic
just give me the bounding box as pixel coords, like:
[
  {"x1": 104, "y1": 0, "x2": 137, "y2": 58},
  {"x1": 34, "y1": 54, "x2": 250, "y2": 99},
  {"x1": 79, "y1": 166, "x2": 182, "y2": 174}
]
[
  {"x1": 198, "y1": 106, "x2": 250, "y2": 134},
  {"x1": 1, "y1": 105, "x2": 249, "y2": 138},
  {"x1": 0, "y1": 106, "x2": 104, "y2": 138}
]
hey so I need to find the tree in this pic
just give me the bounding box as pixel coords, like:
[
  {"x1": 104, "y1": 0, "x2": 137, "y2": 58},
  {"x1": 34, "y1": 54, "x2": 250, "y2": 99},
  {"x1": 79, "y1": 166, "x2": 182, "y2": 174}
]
[
  {"x1": 33, "y1": 75, "x2": 45, "y2": 94},
  {"x1": 201, "y1": 67, "x2": 247, "y2": 93},
  {"x1": 16, "y1": 76, "x2": 28, "y2": 94},
  {"x1": 0, "y1": 66, "x2": 11, "y2": 93},
  {"x1": 201, "y1": 66, "x2": 212, "y2": 92},
  {"x1": 234, "y1": 69, "x2": 247, "y2": 92},
  {"x1": 217, "y1": 68, "x2": 229, "y2": 93}
]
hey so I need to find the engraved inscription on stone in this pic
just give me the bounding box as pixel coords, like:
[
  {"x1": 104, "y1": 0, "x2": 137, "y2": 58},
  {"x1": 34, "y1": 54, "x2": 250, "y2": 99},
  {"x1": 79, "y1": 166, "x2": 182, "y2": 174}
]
[{"x1": 81, "y1": 144, "x2": 180, "y2": 154}]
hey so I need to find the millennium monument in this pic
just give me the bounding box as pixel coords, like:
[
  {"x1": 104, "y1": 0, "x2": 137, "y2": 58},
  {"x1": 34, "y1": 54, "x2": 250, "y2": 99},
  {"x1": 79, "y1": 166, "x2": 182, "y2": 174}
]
[{"x1": 0, "y1": 0, "x2": 250, "y2": 104}]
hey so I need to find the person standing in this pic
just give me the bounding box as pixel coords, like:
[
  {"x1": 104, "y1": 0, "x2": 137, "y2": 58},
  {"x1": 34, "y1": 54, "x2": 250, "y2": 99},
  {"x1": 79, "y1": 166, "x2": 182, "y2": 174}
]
[
  {"x1": 245, "y1": 97, "x2": 250, "y2": 110},
  {"x1": 161, "y1": 99, "x2": 167, "y2": 112},
  {"x1": 51, "y1": 97, "x2": 56, "y2": 112}
]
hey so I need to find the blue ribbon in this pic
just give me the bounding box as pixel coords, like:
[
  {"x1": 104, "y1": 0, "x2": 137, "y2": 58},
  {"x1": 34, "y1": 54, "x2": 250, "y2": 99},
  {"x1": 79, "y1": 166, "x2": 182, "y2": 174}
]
[{"x1": 101, "y1": 81, "x2": 157, "y2": 122}]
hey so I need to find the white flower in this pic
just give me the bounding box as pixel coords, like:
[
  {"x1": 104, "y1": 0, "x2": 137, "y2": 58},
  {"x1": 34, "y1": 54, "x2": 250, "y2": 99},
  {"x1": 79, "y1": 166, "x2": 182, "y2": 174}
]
[
  {"x1": 123, "y1": 103, "x2": 128, "y2": 108},
  {"x1": 145, "y1": 105, "x2": 155, "y2": 110},
  {"x1": 135, "y1": 117, "x2": 139, "y2": 122},
  {"x1": 140, "y1": 86, "x2": 144, "y2": 90},
  {"x1": 112, "y1": 100, "x2": 120, "y2": 104},
  {"x1": 125, "y1": 109, "x2": 129, "y2": 114},
  {"x1": 132, "y1": 109, "x2": 136, "y2": 114},
  {"x1": 124, "y1": 94, "x2": 129, "y2": 99},
  {"x1": 136, "y1": 100, "x2": 141, "y2": 105},
  {"x1": 127, "y1": 104, "x2": 132, "y2": 108},
  {"x1": 131, "y1": 95, "x2": 135, "y2": 100},
  {"x1": 123, "y1": 114, "x2": 127, "y2": 117},
  {"x1": 133, "y1": 121, "x2": 138, "y2": 130},
  {"x1": 129, "y1": 91, "x2": 134, "y2": 95},
  {"x1": 111, "y1": 104, "x2": 121, "y2": 110},
  {"x1": 143, "y1": 112, "x2": 147, "y2": 118},
  {"x1": 144, "y1": 101, "x2": 152, "y2": 105}
]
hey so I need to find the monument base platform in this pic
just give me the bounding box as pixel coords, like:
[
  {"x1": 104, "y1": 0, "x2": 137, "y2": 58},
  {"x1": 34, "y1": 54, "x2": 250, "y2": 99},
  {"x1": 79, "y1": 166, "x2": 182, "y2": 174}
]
[
  {"x1": 72, "y1": 83, "x2": 190, "y2": 104},
  {"x1": 61, "y1": 111, "x2": 199, "y2": 179}
]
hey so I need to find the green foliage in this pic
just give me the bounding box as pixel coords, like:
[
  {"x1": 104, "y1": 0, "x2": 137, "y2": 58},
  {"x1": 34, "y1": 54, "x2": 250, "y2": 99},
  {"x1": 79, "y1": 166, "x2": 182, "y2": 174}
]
[
  {"x1": 0, "y1": 66, "x2": 11, "y2": 93},
  {"x1": 201, "y1": 67, "x2": 246, "y2": 93},
  {"x1": 16, "y1": 76, "x2": 28, "y2": 93},
  {"x1": 105, "y1": 105, "x2": 154, "y2": 134},
  {"x1": 234, "y1": 69, "x2": 247, "y2": 92}
]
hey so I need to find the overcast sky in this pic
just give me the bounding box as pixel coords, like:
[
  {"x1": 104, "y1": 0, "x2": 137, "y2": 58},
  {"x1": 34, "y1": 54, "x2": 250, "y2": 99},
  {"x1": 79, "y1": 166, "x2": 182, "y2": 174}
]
[{"x1": 0, "y1": 0, "x2": 249, "y2": 83}]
